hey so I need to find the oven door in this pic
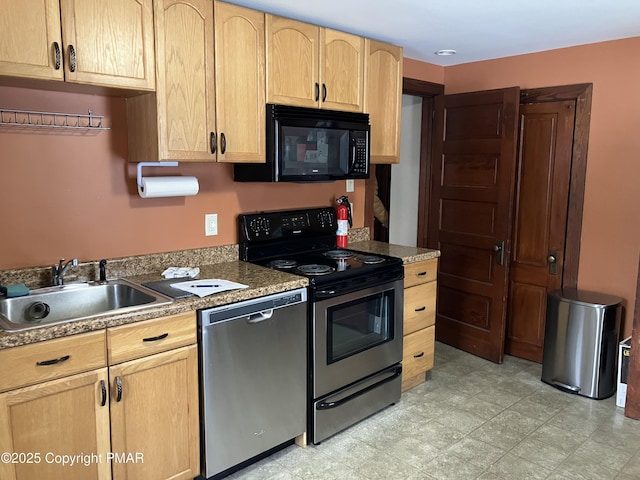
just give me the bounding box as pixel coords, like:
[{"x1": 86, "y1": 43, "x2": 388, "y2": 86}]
[{"x1": 312, "y1": 279, "x2": 403, "y2": 398}]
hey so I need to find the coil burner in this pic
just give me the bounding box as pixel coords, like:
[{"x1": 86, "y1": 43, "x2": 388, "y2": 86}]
[
  {"x1": 323, "y1": 250, "x2": 356, "y2": 260},
  {"x1": 297, "y1": 264, "x2": 334, "y2": 276},
  {"x1": 354, "y1": 255, "x2": 386, "y2": 265},
  {"x1": 269, "y1": 259, "x2": 299, "y2": 270}
]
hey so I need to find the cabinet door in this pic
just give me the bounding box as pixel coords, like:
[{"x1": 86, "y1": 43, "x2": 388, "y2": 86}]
[
  {"x1": 320, "y1": 29, "x2": 364, "y2": 112},
  {"x1": 0, "y1": 0, "x2": 64, "y2": 81},
  {"x1": 266, "y1": 15, "x2": 319, "y2": 108},
  {"x1": 0, "y1": 368, "x2": 111, "y2": 480},
  {"x1": 109, "y1": 345, "x2": 199, "y2": 480},
  {"x1": 154, "y1": 0, "x2": 217, "y2": 161},
  {"x1": 214, "y1": 2, "x2": 266, "y2": 163},
  {"x1": 59, "y1": 0, "x2": 155, "y2": 89},
  {"x1": 365, "y1": 40, "x2": 403, "y2": 164}
]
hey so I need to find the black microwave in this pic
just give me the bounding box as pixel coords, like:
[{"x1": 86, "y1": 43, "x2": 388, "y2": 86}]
[{"x1": 234, "y1": 104, "x2": 370, "y2": 182}]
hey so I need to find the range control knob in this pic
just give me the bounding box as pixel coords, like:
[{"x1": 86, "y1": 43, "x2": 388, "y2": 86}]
[{"x1": 248, "y1": 217, "x2": 270, "y2": 238}]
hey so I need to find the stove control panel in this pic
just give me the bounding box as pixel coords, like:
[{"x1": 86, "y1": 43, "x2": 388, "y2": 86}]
[{"x1": 239, "y1": 207, "x2": 337, "y2": 242}]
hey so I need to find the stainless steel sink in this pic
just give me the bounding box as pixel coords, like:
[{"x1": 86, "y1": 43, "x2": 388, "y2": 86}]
[{"x1": 0, "y1": 279, "x2": 173, "y2": 332}]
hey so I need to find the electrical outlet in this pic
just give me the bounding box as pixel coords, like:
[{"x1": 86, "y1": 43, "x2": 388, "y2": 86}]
[
  {"x1": 346, "y1": 179, "x2": 354, "y2": 192},
  {"x1": 205, "y1": 214, "x2": 218, "y2": 236}
]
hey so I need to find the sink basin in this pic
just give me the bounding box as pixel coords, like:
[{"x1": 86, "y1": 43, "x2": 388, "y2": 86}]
[{"x1": 0, "y1": 279, "x2": 173, "y2": 332}]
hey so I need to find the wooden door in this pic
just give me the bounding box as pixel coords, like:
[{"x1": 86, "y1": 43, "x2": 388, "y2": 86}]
[
  {"x1": 0, "y1": 0, "x2": 64, "y2": 81},
  {"x1": 365, "y1": 40, "x2": 403, "y2": 164},
  {"x1": 60, "y1": 0, "x2": 155, "y2": 89},
  {"x1": 214, "y1": 1, "x2": 266, "y2": 163},
  {"x1": 109, "y1": 345, "x2": 199, "y2": 480},
  {"x1": 320, "y1": 29, "x2": 364, "y2": 112},
  {"x1": 428, "y1": 88, "x2": 520, "y2": 363},
  {"x1": 154, "y1": 0, "x2": 216, "y2": 161},
  {"x1": 505, "y1": 101, "x2": 575, "y2": 362},
  {"x1": 0, "y1": 369, "x2": 111, "y2": 480},
  {"x1": 266, "y1": 15, "x2": 319, "y2": 108}
]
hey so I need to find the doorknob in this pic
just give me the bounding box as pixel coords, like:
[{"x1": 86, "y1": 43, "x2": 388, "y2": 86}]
[{"x1": 548, "y1": 250, "x2": 558, "y2": 275}]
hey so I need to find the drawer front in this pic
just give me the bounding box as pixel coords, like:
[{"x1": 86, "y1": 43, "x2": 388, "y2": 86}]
[
  {"x1": 403, "y1": 258, "x2": 438, "y2": 288},
  {"x1": 107, "y1": 312, "x2": 196, "y2": 365},
  {"x1": 404, "y1": 281, "x2": 436, "y2": 335},
  {"x1": 0, "y1": 330, "x2": 107, "y2": 392},
  {"x1": 402, "y1": 326, "x2": 435, "y2": 380}
]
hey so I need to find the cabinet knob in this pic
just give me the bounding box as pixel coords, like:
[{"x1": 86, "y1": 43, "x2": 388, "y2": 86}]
[{"x1": 220, "y1": 132, "x2": 226, "y2": 154}]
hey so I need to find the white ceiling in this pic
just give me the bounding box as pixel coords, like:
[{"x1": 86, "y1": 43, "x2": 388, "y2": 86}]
[{"x1": 226, "y1": 0, "x2": 640, "y2": 66}]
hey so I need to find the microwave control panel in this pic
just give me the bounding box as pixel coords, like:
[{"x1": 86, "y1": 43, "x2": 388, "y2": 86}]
[{"x1": 350, "y1": 132, "x2": 369, "y2": 176}]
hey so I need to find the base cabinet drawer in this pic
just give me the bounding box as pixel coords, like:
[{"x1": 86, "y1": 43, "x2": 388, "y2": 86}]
[
  {"x1": 403, "y1": 258, "x2": 437, "y2": 288},
  {"x1": 404, "y1": 281, "x2": 436, "y2": 335},
  {"x1": 0, "y1": 330, "x2": 106, "y2": 393},
  {"x1": 401, "y1": 326, "x2": 435, "y2": 392}
]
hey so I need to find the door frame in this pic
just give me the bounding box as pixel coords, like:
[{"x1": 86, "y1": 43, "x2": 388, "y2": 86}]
[{"x1": 518, "y1": 83, "x2": 592, "y2": 289}]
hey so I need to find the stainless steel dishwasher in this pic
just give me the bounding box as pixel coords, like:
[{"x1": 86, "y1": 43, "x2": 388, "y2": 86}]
[{"x1": 198, "y1": 288, "x2": 307, "y2": 479}]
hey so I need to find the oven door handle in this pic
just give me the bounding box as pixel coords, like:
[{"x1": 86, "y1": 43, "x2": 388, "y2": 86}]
[
  {"x1": 316, "y1": 365, "x2": 402, "y2": 410},
  {"x1": 315, "y1": 289, "x2": 337, "y2": 298}
]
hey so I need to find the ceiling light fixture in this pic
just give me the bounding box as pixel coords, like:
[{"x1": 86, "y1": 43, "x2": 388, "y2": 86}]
[{"x1": 435, "y1": 49, "x2": 457, "y2": 56}]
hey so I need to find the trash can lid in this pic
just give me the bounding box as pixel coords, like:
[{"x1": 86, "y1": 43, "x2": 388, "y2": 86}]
[{"x1": 549, "y1": 288, "x2": 623, "y2": 307}]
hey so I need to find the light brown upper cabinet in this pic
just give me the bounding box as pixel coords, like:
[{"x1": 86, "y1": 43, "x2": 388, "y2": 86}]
[
  {"x1": 364, "y1": 40, "x2": 403, "y2": 164},
  {"x1": 127, "y1": 0, "x2": 265, "y2": 163},
  {"x1": 266, "y1": 15, "x2": 364, "y2": 112},
  {"x1": 0, "y1": 0, "x2": 155, "y2": 90}
]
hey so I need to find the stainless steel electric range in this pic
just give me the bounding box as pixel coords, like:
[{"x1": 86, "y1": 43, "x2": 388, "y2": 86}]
[{"x1": 238, "y1": 206, "x2": 404, "y2": 444}]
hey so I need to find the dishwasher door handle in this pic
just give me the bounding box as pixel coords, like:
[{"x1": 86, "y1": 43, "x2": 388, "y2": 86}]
[{"x1": 247, "y1": 309, "x2": 274, "y2": 324}]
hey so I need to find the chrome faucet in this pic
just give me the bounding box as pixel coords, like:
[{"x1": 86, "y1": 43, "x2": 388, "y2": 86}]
[{"x1": 52, "y1": 258, "x2": 78, "y2": 285}]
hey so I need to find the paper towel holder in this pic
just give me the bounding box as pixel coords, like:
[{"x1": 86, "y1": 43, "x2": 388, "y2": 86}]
[{"x1": 136, "y1": 161, "x2": 179, "y2": 188}]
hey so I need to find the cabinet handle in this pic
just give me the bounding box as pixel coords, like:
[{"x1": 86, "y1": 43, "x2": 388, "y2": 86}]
[
  {"x1": 416, "y1": 272, "x2": 427, "y2": 277},
  {"x1": 115, "y1": 376, "x2": 123, "y2": 402},
  {"x1": 53, "y1": 42, "x2": 61, "y2": 70},
  {"x1": 142, "y1": 332, "x2": 169, "y2": 342},
  {"x1": 210, "y1": 132, "x2": 217, "y2": 154},
  {"x1": 220, "y1": 132, "x2": 226, "y2": 154},
  {"x1": 69, "y1": 44, "x2": 76, "y2": 72},
  {"x1": 415, "y1": 306, "x2": 426, "y2": 312},
  {"x1": 100, "y1": 380, "x2": 107, "y2": 406},
  {"x1": 322, "y1": 83, "x2": 327, "y2": 102},
  {"x1": 36, "y1": 354, "x2": 70, "y2": 366},
  {"x1": 413, "y1": 352, "x2": 425, "y2": 358},
  {"x1": 315, "y1": 82, "x2": 320, "y2": 101}
]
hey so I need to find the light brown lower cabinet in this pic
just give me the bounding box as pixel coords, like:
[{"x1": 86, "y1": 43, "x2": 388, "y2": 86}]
[
  {"x1": 0, "y1": 312, "x2": 199, "y2": 480},
  {"x1": 402, "y1": 258, "x2": 438, "y2": 391},
  {"x1": 0, "y1": 368, "x2": 112, "y2": 480}
]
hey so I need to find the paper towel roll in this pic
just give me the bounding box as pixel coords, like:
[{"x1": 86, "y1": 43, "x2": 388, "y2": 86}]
[{"x1": 138, "y1": 176, "x2": 199, "y2": 198}]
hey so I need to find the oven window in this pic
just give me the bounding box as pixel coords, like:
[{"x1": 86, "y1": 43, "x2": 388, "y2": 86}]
[{"x1": 326, "y1": 290, "x2": 394, "y2": 363}]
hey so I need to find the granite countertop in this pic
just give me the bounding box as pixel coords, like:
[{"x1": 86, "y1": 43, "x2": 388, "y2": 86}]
[
  {"x1": 350, "y1": 240, "x2": 440, "y2": 264},
  {"x1": 0, "y1": 261, "x2": 307, "y2": 350},
  {"x1": 0, "y1": 232, "x2": 437, "y2": 350}
]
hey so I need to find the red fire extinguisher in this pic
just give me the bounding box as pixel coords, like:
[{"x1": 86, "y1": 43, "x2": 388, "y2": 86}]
[{"x1": 336, "y1": 195, "x2": 352, "y2": 248}]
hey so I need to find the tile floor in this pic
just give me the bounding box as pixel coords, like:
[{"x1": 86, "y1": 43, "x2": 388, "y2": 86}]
[{"x1": 227, "y1": 342, "x2": 640, "y2": 479}]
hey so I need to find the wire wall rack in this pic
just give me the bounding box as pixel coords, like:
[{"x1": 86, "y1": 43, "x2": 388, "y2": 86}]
[{"x1": 0, "y1": 108, "x2": 110, "y2": 132}]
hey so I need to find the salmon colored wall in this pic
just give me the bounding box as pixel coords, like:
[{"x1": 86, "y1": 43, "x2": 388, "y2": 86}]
[
  {"x1": 443, "y1": 37, "x2": 640, "y2": 338},
  {"x1": 403, "y1": 58, "x2": 445, "y2": 84},
  {"x1": 0, "y1": 86, "x2": 364, "y2": 270}
]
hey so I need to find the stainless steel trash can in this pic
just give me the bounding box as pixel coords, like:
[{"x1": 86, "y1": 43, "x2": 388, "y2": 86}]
[{"x1": 541, "y1": 289, "x2": 622, "y2": 399}]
